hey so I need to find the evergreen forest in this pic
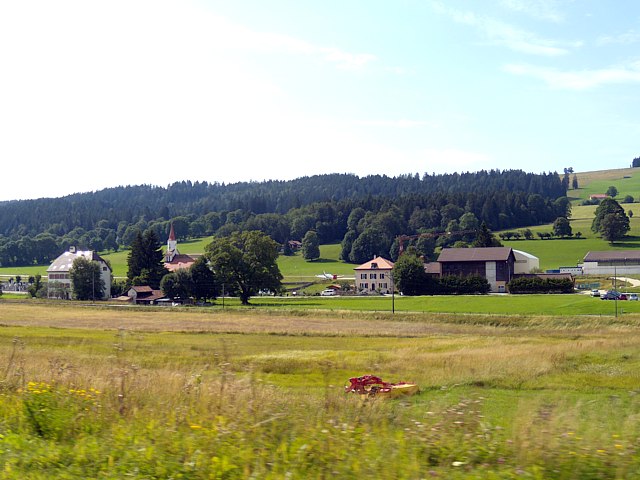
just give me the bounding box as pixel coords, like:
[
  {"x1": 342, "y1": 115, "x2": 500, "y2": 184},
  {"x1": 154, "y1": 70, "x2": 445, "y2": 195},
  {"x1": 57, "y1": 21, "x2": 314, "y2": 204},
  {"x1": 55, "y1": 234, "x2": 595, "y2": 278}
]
[{"x1": 0, "y1": 170, "x2": 568, "y2": 267}]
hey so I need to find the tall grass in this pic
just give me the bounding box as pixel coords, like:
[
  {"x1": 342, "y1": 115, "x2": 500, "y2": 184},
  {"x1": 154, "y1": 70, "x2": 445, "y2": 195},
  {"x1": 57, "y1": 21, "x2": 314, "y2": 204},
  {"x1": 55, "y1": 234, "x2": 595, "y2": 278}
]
[{"x1": 0, "y1": 306, "x2": 640, "y2": 477}]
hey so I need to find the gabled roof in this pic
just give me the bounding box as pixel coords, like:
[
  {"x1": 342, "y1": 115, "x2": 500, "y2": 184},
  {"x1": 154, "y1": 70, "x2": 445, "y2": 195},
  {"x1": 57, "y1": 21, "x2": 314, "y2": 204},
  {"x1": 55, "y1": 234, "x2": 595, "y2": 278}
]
[
  {"x1": 354, "y1": 256, "x2": 395, "y2": 270},
  {"x1": 129, "y1": 286, "x2": 165, "y2": 301},
  {"x1": 47, "y1": 250, "x2": 110, "y2": 273},
  {"x1": 424, "y1": 262, "x2": 441, "y2": 274},
  {"x1": 584, "y1": 250, "x2": 640, "y2": 262},
  {"x1": 438, "y1": 247, "x2": 514, "y2": 263}
]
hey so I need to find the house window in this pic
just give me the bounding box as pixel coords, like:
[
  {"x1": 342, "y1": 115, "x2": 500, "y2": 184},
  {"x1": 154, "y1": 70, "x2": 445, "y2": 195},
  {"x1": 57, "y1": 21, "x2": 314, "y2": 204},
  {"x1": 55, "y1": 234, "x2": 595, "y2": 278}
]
[
  {"x1": 361, "y1": 273, "x2": 367, "y2": 279},
  {"x1": 380, "y1": 273, "x2": 385, "y2": 279},
  {"x1": 371, "y1": 263, "x2": 378, "y2": 269},
  {"x1": 370, "y1": 273, "x2": 377, "y2": 279}
]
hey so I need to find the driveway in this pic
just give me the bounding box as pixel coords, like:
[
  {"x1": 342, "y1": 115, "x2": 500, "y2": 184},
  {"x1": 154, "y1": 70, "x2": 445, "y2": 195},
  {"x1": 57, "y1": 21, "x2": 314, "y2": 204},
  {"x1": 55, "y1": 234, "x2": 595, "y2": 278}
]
[{"x1": 611, "y1": 276, "x2": 640, "y2": 287}]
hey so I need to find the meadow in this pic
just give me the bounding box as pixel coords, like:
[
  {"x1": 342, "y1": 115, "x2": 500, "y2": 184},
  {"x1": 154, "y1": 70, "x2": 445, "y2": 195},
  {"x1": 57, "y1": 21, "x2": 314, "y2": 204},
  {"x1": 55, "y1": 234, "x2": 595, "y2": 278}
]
[{"x1": 0, "y1": 302, "x2": 639, "y2": 478}]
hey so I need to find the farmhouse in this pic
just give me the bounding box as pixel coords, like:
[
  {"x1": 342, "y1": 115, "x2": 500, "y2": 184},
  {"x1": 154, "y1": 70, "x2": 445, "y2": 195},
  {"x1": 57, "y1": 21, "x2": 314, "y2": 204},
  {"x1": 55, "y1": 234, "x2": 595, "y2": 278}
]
[
  {"x1": 589, "y1": 194, "x2": 609, "y2": 201},
  {"x1": 47, "y1": 247, "x2": 112, "y2": 300},
  {"x1": 581, "y1": 251, "x2": 640, "y2": 275},
  {"x1": 354, "y1": 256, "x2": 394, "y2": 294},
  {"x1": 164, "y1": 223, "x2": 198, "y2": 272},
  {"x1": 437, "y1": 247, "x2": 516, "y2": 293}
]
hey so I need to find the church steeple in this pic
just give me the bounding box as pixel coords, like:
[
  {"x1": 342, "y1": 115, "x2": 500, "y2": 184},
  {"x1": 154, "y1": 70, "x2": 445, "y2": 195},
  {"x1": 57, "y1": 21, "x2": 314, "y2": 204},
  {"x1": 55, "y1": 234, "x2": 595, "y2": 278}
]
[{"x1": 166, "y1": 223, "x2": 178, "y2": 262}]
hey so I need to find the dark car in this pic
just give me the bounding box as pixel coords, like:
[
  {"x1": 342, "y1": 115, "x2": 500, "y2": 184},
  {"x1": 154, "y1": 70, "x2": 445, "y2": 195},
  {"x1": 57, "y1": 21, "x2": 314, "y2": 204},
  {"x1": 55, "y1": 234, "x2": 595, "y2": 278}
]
[{"x1": 601, "y1": 291, "x2": 626, "y2": 300}]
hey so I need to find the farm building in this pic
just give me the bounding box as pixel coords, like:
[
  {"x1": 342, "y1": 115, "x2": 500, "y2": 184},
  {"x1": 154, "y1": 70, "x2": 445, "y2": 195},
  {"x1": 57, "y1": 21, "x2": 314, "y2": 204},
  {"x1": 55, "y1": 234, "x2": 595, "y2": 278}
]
[
  {"x1": 127, "y1": 286, "x2": 166, "y2": 305},
  {"x1": 513, "y1": 249, "x2": 539, "y2": 274},
  {"x1": 47, "y1": 247, "x2": 112, "y2": 300},
  {"x1": 580, "y1": 251, "x2": 640, "y2": 275},
  {"x1": 354, "y1": 256, "x2": 394, "y2": 294},
  {"x1": 437, "y1": 247, "x2": 516, "y2": 293}
]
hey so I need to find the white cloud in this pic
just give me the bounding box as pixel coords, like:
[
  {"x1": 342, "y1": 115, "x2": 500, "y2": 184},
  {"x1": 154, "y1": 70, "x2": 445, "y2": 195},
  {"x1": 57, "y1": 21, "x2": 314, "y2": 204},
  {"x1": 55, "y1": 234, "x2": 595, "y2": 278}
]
[
  {"x1": 500, "y1": 0, "x2": 565, "y2": 23},
  {"x1": 432, "y1": 1, "x2": 571, "y2": 56},
  {"x1": 597, "y1": 30, "x2": 640, "y2": 46},
  {"x1": 503, "y1": 62, "x2": 640, "y2": 89}
]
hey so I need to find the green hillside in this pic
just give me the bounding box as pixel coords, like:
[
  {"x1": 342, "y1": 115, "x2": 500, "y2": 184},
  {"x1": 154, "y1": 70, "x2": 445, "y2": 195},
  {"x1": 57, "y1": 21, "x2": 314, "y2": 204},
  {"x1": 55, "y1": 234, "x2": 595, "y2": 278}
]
[
  {"x1": 501, "y1": 204, "x2": 640, "y2": 271},
  {"x1": 571, "y1": 166, "x2": 640, "y2": 203}
]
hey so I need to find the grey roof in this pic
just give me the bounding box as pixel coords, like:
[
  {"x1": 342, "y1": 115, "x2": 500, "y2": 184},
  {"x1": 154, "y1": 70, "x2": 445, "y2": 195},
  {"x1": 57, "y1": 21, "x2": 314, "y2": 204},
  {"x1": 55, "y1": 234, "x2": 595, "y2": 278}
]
[
  {"x1": 583, "y1": 250, "x2": 640, "y2": 262},
  {"x1": 438, "y1": 247, "x2": 514, "y2": 263},
  {"x1": 47, "y1": 250, "x2": 109, "y2": 273}
]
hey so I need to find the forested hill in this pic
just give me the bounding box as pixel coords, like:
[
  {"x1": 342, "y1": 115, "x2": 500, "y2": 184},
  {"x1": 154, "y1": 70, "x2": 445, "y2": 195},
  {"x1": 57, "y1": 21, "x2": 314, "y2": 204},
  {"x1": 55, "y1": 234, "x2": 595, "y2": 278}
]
[
  {"x1": 1, "y1": 171, "x2": 563, "y2": 235},
  {"x1": 0, "y1": 170, "x2": 568, "y2": 267}
]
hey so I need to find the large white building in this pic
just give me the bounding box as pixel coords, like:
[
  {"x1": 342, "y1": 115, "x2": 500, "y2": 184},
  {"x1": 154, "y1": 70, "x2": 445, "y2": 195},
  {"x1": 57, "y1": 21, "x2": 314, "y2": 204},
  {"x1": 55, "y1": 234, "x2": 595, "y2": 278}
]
[
  {"x1": 580, "y1": 251, "x2": 640, "y2": 275},
  {"x1": 47, "y1": 247, "x2": 112, "y2": 299}
]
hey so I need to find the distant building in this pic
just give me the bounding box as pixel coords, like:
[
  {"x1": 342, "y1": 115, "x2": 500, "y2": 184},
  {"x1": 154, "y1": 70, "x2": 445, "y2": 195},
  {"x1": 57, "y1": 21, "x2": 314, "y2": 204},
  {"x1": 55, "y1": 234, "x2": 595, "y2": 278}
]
[
  {"x1": 437, "y1": 247, "x2": 516, "y2": 293},
  {"x1": 589, "y1": 194, "x2": 609, "y2": 201},
  {"x1": 164, "y1": 223, "x2": 199, "y2": 272},
  {"x1": 581, "y1": 251, "x2": 640, "y2": 275},
  {"x1": 47, "y1": 247, "x2": 112, "y2": 300},
  {"x1": 127, "y1": 286, "x2": 165, "y2": 305},
  {"x1": 513, "y1": 249, "x2": 539, "y2": 274},
  {"x1": 354, "y1": 256, "x2": 394, "y2": 294}
]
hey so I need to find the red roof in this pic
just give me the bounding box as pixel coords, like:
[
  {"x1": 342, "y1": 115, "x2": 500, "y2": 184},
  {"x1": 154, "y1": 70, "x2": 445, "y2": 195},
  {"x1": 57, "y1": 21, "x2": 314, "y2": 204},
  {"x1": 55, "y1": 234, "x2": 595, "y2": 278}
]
[
  {"x1": 168, "y1": 223, "x2": 176, "y2": 241},
  {"x1": 164, "y1": 254, "x2": 197, "y2": 272},
  {"x1": 354, "y1": 256, "x2": 395, "y2": 270}
]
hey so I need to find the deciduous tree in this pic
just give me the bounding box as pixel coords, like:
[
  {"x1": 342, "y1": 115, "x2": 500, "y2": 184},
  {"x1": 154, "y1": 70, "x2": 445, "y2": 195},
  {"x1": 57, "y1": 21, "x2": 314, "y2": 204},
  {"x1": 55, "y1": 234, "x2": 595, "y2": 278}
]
[
  {"x1": 70, "y1": 257, "x2": 104, "y2": 301},
  {"x1": 205, "y1": 231, "x2": 282, "y2": 305},
  {"x1": 301, "y1": 230, "x2": 320, "y2": 261},
  {"x1": 592, "y1": 198, "x2": 629, "y2": 243}
]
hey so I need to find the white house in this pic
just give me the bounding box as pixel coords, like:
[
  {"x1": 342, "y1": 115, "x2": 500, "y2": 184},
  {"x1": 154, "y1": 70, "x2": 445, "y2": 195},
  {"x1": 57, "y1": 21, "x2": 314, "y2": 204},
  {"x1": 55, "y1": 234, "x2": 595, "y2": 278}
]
[
  {"x1": 47, "y1": 247, "x2": 112, "y2": 299},
  {"x1": 354, "y1": 256, "x2": 394, "y2": 294}
]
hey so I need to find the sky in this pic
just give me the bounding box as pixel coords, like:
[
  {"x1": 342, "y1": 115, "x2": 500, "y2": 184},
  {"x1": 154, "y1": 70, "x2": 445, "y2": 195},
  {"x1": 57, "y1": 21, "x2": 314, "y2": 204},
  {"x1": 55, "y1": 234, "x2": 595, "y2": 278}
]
[{"x1": 1, "y1": 0, "x2": 640, "y2": 201}]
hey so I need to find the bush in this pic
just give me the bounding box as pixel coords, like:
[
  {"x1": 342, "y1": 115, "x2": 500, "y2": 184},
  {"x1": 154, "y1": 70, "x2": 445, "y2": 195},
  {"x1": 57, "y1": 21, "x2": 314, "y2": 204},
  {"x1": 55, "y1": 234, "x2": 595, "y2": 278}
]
[
  {"x1": 508, "y1": 276, "x2": 574, "y2": 294},
  {"x1": 436, "y1": 275, "x2": 491, "y2": 295}
]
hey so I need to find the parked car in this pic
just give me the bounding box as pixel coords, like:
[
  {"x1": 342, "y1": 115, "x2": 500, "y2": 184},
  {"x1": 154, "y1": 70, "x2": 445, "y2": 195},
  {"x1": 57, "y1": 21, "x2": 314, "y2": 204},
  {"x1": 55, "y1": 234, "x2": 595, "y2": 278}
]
[
  {"x1": 320, "y1": 289, "x2": 336, "y2": 296},
  {"x1": 630, "y1": 294, "x2": 639, "y2": 301},
  {"x1": 601, "y1": 291, "x2": 626, "y2": 300},
  {"x1": 590, "y1": 289, "x2": 600, "y2": 297}
]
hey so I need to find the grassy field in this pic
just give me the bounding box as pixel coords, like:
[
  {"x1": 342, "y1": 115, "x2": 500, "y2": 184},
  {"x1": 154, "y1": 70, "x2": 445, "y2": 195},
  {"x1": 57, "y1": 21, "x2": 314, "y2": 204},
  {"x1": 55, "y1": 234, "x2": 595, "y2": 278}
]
[
  {"x1": 573, "y1": 167, "x2": 640, "y2": 203},
  {"x1": 0, "y1": 302, "x2": 639, "y2": 477}
]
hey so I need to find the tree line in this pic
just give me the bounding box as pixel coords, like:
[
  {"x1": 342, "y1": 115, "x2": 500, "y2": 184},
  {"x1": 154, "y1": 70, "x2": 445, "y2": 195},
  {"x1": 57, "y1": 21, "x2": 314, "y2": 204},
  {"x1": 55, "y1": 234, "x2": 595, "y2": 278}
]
[{"x1": 0, "y1": 170, "x2": 567, "y2": 267}]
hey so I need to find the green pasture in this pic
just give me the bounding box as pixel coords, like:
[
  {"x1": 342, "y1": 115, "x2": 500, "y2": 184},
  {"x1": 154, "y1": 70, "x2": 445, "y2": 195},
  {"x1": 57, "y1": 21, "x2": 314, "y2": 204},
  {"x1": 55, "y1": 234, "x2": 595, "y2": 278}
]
[
  {"x1": 573, "y1": 166, "x2": 640, "y2": 203},
  {"x1": 0, "y1": 304, "x2": 639, "y2": 477},
  {"x1": 244, "y1": 292, "x2": 640, "y2": 316}
]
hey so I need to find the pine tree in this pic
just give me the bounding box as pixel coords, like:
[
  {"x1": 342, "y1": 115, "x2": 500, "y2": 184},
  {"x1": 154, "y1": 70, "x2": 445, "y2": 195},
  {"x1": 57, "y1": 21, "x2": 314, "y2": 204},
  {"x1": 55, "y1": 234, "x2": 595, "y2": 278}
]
[{"x1": 127, "y1": 229, "x2": 167, "y2": 288}]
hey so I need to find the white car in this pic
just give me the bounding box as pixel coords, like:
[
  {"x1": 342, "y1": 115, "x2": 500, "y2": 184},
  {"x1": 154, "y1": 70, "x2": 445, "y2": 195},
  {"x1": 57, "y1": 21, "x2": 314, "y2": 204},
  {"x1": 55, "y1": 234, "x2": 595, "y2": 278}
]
[{"x1": 320, "y1": 289, "x2": 336, "y2": 296}]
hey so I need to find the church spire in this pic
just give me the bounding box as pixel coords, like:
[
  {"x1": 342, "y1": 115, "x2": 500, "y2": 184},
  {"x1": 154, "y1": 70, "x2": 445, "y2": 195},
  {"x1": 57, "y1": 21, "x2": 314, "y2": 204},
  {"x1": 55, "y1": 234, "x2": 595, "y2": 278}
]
[{"x1": 166, "y1": 223, "x2": 178, "y2": 262}]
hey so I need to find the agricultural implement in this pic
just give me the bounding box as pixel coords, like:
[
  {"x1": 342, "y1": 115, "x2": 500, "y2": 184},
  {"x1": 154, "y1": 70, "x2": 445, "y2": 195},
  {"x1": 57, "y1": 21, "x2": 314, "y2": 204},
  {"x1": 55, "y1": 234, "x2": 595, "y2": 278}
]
[{"x1": 345, "y1": 375, "x2": 419, "y2": 399}]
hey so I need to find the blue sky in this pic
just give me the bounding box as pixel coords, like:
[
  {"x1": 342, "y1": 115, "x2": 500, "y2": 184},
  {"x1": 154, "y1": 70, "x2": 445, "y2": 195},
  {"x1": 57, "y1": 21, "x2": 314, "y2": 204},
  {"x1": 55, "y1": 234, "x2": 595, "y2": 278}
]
[{"x1": 1, "y1": 0, "x2": 639, "y2": 200}]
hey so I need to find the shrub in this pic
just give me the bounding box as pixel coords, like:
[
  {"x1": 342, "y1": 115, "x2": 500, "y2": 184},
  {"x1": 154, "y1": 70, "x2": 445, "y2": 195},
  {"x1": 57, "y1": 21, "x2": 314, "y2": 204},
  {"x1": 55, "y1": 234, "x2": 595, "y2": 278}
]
[
  {"x1": 437, "y1": 275, "x2": 490, "y2": 295},
  {"x1": 507, "y1": 276, "x2": 574, "y2": 294}
]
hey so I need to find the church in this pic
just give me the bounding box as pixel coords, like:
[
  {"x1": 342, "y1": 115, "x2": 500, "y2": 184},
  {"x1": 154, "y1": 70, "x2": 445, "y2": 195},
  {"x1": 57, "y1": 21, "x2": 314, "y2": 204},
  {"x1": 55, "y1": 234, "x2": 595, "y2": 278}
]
[{"x1": 164, "y1": 223, "x2": 199, "y2": 272}]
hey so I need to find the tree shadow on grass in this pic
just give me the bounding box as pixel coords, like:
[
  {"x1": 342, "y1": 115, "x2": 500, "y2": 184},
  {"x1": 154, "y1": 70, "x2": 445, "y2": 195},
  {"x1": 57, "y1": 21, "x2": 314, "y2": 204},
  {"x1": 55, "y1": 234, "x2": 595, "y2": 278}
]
[{"x1": 607, "y1": 236, "x2": 640, "y2": 248}]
